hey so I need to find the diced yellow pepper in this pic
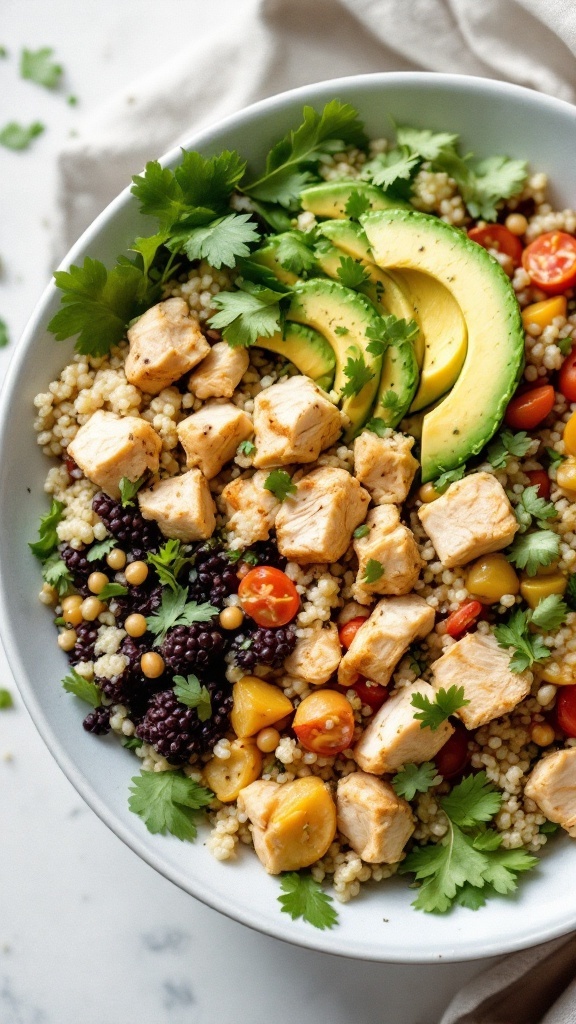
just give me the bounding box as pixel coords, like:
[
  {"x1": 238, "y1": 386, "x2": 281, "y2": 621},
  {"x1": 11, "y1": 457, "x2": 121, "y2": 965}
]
[
  {"x1": 203, "y1": 738, "x2": 263, "y2": 803},
  {"x1": 522, "y1": 296, "x2": 567, "y2": 331},
  {"x1": 539, "y1": 660, "x2": 576, "y2": 686},
  {"x1": 466, "y1": 553, "x2": 519, "y2": 604},
  {"x1": 230, "y1": 676, "x2": 293, "y2": 738},
  {"x1": 520, "y1": 572, "x2": 567, "y2": 609},
  {"x1": 564, "y1": 412, "x2": 576, "y2": 458}
]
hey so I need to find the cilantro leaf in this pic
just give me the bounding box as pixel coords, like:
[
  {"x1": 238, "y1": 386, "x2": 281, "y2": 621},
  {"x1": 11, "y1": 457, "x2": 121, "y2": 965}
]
[
  {"x1": 209, "y1": 281, "x2": 286, "y2": 347},
  {"x1": 566, "y1": 573, "x2": 576, "y2": 611},
  {"x1": 237, "y1": 439, "x2": 256, "y2": 457},
  {"x1": 411, "y1": 685, "x2": 470, "y2": 730},
  {"x1": 86, "y1": 538, "x2": 116, "y2": 562},
  {"x1": 546, "y1": 447, "x2": 566, "y2": 465},
  {"x1": 362, "y1": 147, "x2": 420, "y2": 191},
  {"x1": 435, "y1": 150, "x2": 527, "y2": 221},
  {"x1": 336, "y1": 256, "x2": 371, "y2": 289},
  {"x1": 515, "y1": 485, "x2": 557, "y2": 532},
  {"x1": 353, "y1": 524, "x2": 369, "y2": 539},
  {"x1": 278, "y1": 872, "x2": 338, "y2": 929},
  {"x1": 172, "y1": 213, "x2": 260, "y2": 270},
  {"x1": 118, "y1": 476, "x2": 145, "y2": 507},
  {"x1": 48, "y1": 258, "x2": 146, "y2": 356},
  {"x1": 345, "y1": 190, "x2": 371, "y2": 220},
  {"x1": 487, "y1": 429, "x2": 532, "y2": 469},
  {"x1": 29, "y1": 499, "x2": 65, "y2": 560},
  {"x1": 432, "y1": 466, "x2": 466, "y2": 494},
  {"x1": 273, "y1": 231, "x2": 317, "y2": 275},
  {"x1": 507, "y1": 529, "x2": 560, "y2": 577},
  {"x1": 340, "y1": 354, "x2": 375, "y2": 398},
  {"x1": 98, "y1": 582, "x2": 129, "y2": 601},
  {"x1": 264, "y1": 469, "x2": 296, "y2": 502},
  {"x1": 530, "y1": 594, "x2": 569, "y2": 632},
  {"x1": 147, "y1": 539, "x2": 194, "y2": 593},
  {"x1": 334, "y1": 325, "x2": 349, "y2": 336},
  {"x1": 20, "y1": 47, "x2": 62, "y2": 88},
  {"x1": 173, "y1": 674, "x2": 212, "y2": 721},
  {"x1": 62, "y1": 668, "x2": 102, "y2": 707},
  {"x1": 392, "y1": 762, "x2": 441, "y2": 801},
  {"x1": 364, "y1": 417, "x2": 389, "y2": 438},
  {"x1": 0, "y1": 318, "x2": 10, "y2": 348},
  {"x1": 131, "y1": 151, "x2": 246, "y2": 227},
  {"x1": 244, "y1": 100, "x2": 368, "y2": 208},
  {"x1": 395, "y1": 125, "x2": 459, "y2": 162},
  {"x1": 494, "y1": 607, "x2": 551, "y2": 672},
  {"x1": 440, "y1": 773, "x2": 502, "y2": 828},
  {"x1": 366, "y1": 314, "x2": 419, "y2": 357},
  {"x1": 402, "y1": 823, "x2": 489, "y2": 913},
  {"x1": 455, "y1": 883, "x2": 488, "y2": 911},
  {"x1": 146, "y1": 586, "x2": 218, "y2": 646},
  {"x1": 380, "y1": 390, "x2": 402, "y2": 414},
  {"x1": 128, "y1": 771, "x2": 213, "y2": 841},
  {"x1": 122, "y1": 736, "x2": 143, "y2": 750},
  {"x1": 42, "y1": 553, "x2": 73, "y2": 597},
  {"x1": 0, "y1": 689, "x2": 14, "y2": 710},
  {"x1": 362, "y1": 559, "x2": 384, "y2": 584},
  {"x1": 0, "y1": 121, "x2": 44, "y2": 151}
]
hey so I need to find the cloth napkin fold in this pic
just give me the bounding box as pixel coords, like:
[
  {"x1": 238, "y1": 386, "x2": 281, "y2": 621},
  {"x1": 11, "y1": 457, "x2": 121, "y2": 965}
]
[{"x1": 54, "y1": 2, "x2": 576, "y2": 1020}]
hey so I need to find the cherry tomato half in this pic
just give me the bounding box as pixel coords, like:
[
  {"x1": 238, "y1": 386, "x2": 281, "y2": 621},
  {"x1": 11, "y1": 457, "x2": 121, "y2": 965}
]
[
  {"x1": 293, "y1": 690, "x2": 355, "y2": 756},
  {"x1": 338, "y1": 616, "x2": 368, "y2": 650},
  {"x1": 468, "y1": 224, "x2": 523, "y2": 266},
  {"x1": 526, "y1": 469, "x2": 551, "y2": 501},
  {"x1": 434, "y1": 722, "x2": 470, "y2": 779},
  {"x1": 558, "y1": 347, "x2": 576, "y2": 403},
  {"x1": 444, "y1": 600, "x2": 483, "y2": 639},
  {"x1": 505, "y1": 384, "x2": 555, "y2": 430},
  {"x1": 352, "y1": 677, "x2": 388, "y2": 713},
  {"x1": 556, "y1": 685, "x2": 576, "y2": 738},
  {"x1": 238, "y1": 566, "x2": 300, "y2": 627},
  {"x1": 522, "y1": 231, "x2": 576, "y2": 295}
]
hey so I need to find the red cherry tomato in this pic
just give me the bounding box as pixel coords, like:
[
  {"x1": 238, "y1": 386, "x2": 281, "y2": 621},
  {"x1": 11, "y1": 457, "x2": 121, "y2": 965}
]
[
  {"x1": 338, "y1": 616, "x2": 369, "y2": 650},
  {"x1": 522, "y1": 231, "x2": 576, "y2": 294},
  {"x1": 468, "y1": 224, "x2": 523, "y2": 266},
  {"x1": 352, "y1": 677, "x2": 388, "y2": 713},
  {"x1": 556, "y1": 686, "x2": 576, "y2": 738},
  {"x1": 434, "y1": 722, "x2": 471, "y2": 779},
  {"x1": 444, "y1": 600, "x2": 483, "y2": 639},
  {"x1": 558, "y1": 347, "x2": 576, "y2": 403},
  {"x1": 505, "y1": 384, "x2": 555, "y2": 430},
  {"x1": 526, "y1": 469, "x2": 551, "y2": 500},
  {"x1": 238, "y1": 566, "x2": 300, "y2": 627}
]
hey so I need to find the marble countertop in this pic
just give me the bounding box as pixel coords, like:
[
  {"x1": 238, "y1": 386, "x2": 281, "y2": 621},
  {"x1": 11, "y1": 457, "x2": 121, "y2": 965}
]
[{"x1": 0, "y1": 3, "x2": 498, "y2": 1020}]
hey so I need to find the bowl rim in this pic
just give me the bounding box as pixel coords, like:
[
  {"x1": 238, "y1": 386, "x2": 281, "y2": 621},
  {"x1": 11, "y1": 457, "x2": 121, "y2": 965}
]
[{"x1": 4, "y1": 70, "x2": 576, "y2": 964}]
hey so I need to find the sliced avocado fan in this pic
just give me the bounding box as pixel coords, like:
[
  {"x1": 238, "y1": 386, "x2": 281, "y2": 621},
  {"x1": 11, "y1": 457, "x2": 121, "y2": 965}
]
[
  {"x1": 300, "y1": 180, "x2": 409, "y2": 220},
  {"x1": 255, "y1": 323, "x2": 336, "y2": 392}
]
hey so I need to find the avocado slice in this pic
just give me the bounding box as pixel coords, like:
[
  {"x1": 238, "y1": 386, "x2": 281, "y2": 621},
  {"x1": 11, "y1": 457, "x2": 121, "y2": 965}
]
[
  {"x1": 286, "y1": 279, "x2": 384, "y2": 441},
  {"x1": 300, "y1": 181, "x2": 409, "y2": 220},
  {"x1": 319, "y1": 218, "x2": 374, "y2": 261},
  {"x1": 362, "y1": 209, "x2": 524, "y2": 482},
  {"x1": 250, "y1": 234, "x2": 302, "y2": 287},
  {"x1": 255, "y1": 323, "x2": 336, "y2": 391}
]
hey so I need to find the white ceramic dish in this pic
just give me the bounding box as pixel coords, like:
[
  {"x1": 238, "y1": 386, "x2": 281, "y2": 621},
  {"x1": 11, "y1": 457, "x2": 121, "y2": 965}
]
[{"x1": 2, "y1": 72, "x2": 576, "y2": 963}]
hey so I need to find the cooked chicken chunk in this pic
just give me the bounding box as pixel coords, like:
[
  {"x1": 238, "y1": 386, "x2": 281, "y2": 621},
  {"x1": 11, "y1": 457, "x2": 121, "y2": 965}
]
[
  {"x1": 188, "y1": 341, "x2": 249, "y2": 400},
  {"x1": 275, "y1": 467, "x2": 370, "y2": 564},
  {"x1": 338, "y1": 595, "x2": 435, "y2": 689},
  {"x1": 252, "y1": 375, "x2": 344, "y2": 469},
  {"x1": 525, "y1": 748, "x2": 576, "y2": 837},
  {"x1": 221, "y1": 470, "x2": 280, "y2": 546},
  {"x1": 177, "y1": 403, "x2": 253, "y2": 480},
  {"x1": 417, "y1": 471, "x2": 518, "y2": 568},
  {"x1": 354, "y1": 430, "x2": 418, "y2": 504},
  {"x1": 68, "y1": 409, "x2": 161, "y2": 500},
  {"x1": 125, "y1": 298, "x2": 210, "y2": 394},
  {"x1": 431, "y1": 631, "x2": 531, "y2": 730},
  {"x1": 138, "y1": 468, "x2": 215, "y2": 541},
  {"x1": 337, "y1": 772, "x2": 415, "y2": 863},
  {"x1": 354, "y1": 681, "x2": 454, "y2": 775},
  {"x1": 353, "y1": 505, "x2": 423, "y2": 602},
  {"x1": 284, "y1": 623, "x2": 342, "y2": 685}
]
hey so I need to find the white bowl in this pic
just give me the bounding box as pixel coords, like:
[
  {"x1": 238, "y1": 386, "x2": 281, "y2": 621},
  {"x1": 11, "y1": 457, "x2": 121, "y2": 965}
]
[{"x1": 2, "y1": 72, "x2": 576, "y2": 963}]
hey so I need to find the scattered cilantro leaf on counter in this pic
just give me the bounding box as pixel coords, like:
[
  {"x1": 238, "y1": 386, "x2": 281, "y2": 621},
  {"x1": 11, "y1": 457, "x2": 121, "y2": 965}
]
[
  {"x1": 0, "y1": 47, "x2": 8, "y2": 58},
  {"x1": 20, "y1": 47, "x2": 63, "y2": 89},
  {"x1": 362, "y1": 559, "x2": 384, "y2": 584},
  {"x1": 441, "y1": 773, "x2": 502, "y2": 828},
  {"x1": 278, "y1": 872, "x2": 338, "y2": 930},
  {"x1": 545, "y1": 447, "x2": 566, "y2": 465},
  {"x1": 29, "y1": 499, "x2": 65, "y2": 560},
  {"x1": 362, "y1": 147, "x2": 420, "y2": 192},
  {"x1": 0, "y1": 120, "x2": 44, "y2": 151},
  {"x1": 209, "y1": 281, "x2": 286, "y2": 347},
  {"x1": 336, "y1": 256, "x2": 371, "y2": 289},
  {"x1": 530, "y1": 594, "x2": 569, "y2": 632},
  {"x1": 340, "y1": 354, "x2": 375, "y2": 398},
  {"x1": 264, "y1": 469, "x2": 296, "y2": 502},
  {"x1": 392, "y1": 762, "x2": 441, "y2": 801},
  {"x1": 493, "y1": 608, "x2": 551, "y2": 673},
  {"x1": 173, "y1": 674, "x2": 212, "y2": 721},
  {"x1": 395, "y1": 125, "x2": 459, "y2": 162},
  {"x1": 147, "y1": 540, "x2": 194, "y2": 592},
  {"x1": 169, "y1": 212, "x2": 260, "y2": 270},
  {"x1": 129, "y1": 771, "x2": 214, "y2": 841},
  {"x1": 565, "y1": 573, "x2": 576, "y2": 611},
  {"x1": 62, "y1": 668, "x2": 102, "y2": 708},
  {"x1": 42, "y1": 553, "x2": 73, "y2": 597},
  {"x1": 515, "y1": 485, "x2": 557, "y2": 533},
  {"x1": 98, "y1": 582, "x2": 129, "y2": 601},
  {"x1": 243, "y1": 100, "x2": 368, "y2": 208},
  {"x1": 433, "y1": 465, "x2": 466, "y2": 495},
  {"x1": 0, "y1": 689, "x2": 14, "y2": 710},
  {"x1": 273, "y1": 231, "x2": 317, "y2": 275},
  {"x1": 0, "y1": 318, "x2": 9, "y2": 348},
  {"x1": 507, "y1": 529, "x2": 560, "y2": 577},
  {"x1": 345, "y1": 190, "x2": 371, "y2": 220},
  {"x1": 48, "y1": 258, "x2": 147, "y2": 355},
  {"x1": 487, "y1": 429, "x2": 532, "y2": 469},
  {"x1": 119, "y1": 476, "x2": 145, "y2": 507},
  {"x1": 238, "y1": 439, "x2": 256, "y2": 457},
  {"x1": 86, "y1": 538, "x2": 116, "y2": 562},
  {"x1": 146, "y1": 586, "x2": 218, "y2": 646},
  {"x1": 364, "y1": 417, "x2": 389, "y2": 438},
  {"x1": 67, "y1": 95, "x2": 78, "y2": 107},
  {"x1": 353, "y1": 524, "x2": 370, "y2": 539},
  {"x1": 411, "y1": 685, "x2": 469, "y2": 730}
]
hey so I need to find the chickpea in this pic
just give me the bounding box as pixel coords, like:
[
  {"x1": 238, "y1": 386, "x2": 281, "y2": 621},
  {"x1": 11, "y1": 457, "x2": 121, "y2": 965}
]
[
  {"x1": 219, "y1": 606, "x2": 244, "y2": 630},
  {"x1": 58, "y1": 629, "x2": 77, "y2": 652},
  {"x1": 505, "y1": 213, "x2": 528, "y2": 236},
  {"x1": 106, "y1": 548, "x2": 126, "y2": 571},
  {"x1": 531, "y1": 722, "x2": 555, "y2": 747},
  {"x1": 256, "y1": 727, "x2": 281, "y2": 753},
  {"x1": 125, "y1": 560, "x2": 149, "y2": 586},
  {"x1": 140, "y1": 652, "x2": 165, "y2": 678},
  {"x1": 124, "y1": 613, "x2": 147, "y2": 638},
  {"x1": 466, "y1": 554, "x2": 519, "y2": 604},
  {"x1": 80, "y1": 596, "x2": 105, "y2": 621},
  {"x1": 418, "y1": 482, "x2": 440, "y2": 503},
  {"x1": 88, "y1": 571, "x2": 109, "y2": 595},
  {"x1": 62, "y1": 594, "x2": 83, "y2": 627}
]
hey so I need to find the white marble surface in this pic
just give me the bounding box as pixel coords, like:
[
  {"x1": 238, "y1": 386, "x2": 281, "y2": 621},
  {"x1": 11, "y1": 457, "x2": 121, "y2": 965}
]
[{"x1": 0, "y1": 3, "x2": 499, "y2": 1021}]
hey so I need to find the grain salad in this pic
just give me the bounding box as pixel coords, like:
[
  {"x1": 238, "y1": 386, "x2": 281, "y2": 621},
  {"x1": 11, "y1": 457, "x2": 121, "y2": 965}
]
[{"x1": 30, "y1": 100, "x2": 576, "y2": 927}]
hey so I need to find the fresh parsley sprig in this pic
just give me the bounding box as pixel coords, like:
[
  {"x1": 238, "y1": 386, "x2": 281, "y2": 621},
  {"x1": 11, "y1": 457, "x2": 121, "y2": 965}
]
[
  {"x1": 392, "y1": 762, "x2": 441, "y2": 801},
  {"x1": 129, "y1": 771, "x2": 214, "y2": 841},
  {"x1": 264, "y1": 469, "x2": 296, "y2": 502},
  {"x1": 514, "y1": 485, "x2": 557, "y2": 533},
  {"x1": 336, "y1": 256, "x2": 371, "y2": 289},
  {"x1": 29, "y1": 499, "x2": 65, "y2": 561},
  {"x1": 487, "y1": 429, "x2": 532, "y2": 469},
  {"x1": 507, "y1": 528, "x2": 560, "y2": 577},
  {"x1": 86, "y1": 537, "x2": 116, "y2": 562},
  {"x1": 411, "y1": 685, "x2": 470, "y2": 730},
  {"x1": 278, "y1": 872, "x2": 338, "y2": 929},
  {"x1": 340, "y1": 354, "x2": 375, "y2": 398},
  {"x1": 208, "y1": 280, "x2": 288, "y2": 348},
  {"x1": 432, "y1": 466, "x2": 466, "y2": 494},
  {"x1": 147, "y1": 539, "x2": 194, "y2": 593},
  {"x1": 42, "y1": 553, "x2": 74, "y2": 597},
  {"x1": 272, "y1": 231, "x2": 317, "y2": 275},
  {"x1": 362, "y1": 559, "x2": 384, "y2": 585},
  {"x1": 146, "y1": 585, "x2": 218, "y2": 646},
  {"x1": 119, "y1": 476, "x2": 145, "y2": 507},
  {"x1": 62, "y1": 668, "x2": 102, "y2": 707},
  {"x1": 173, "y1": 674, "x2": 212, "y2": 721},
  {"x1": 494, "y1": 597, "x2": 568, "y2": 672}
]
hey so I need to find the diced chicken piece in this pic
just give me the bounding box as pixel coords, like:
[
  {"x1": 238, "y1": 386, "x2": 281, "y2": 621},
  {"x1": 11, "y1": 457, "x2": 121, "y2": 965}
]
[
  {"x1": 525, "y1": 748, "x2": 576, "y2": 837},
  {"x1": 338, "y1": 595, "x2": 435, "y2": 689},
  {"x1": 177, "y1": 402, "x2": 253, "y2": 479},
  {"x1": 353, "y1": 505, "x2": 423, "y2": 602},
  {"x1": 431, "y1": 631, "x2": 531, "y2": 730},
  {"x1": 354, "y1": 430, "x2": 418, "y2": 504},
  {"x1": 275, "y1": 467, "x2": 370, "y2": 564},
  {"x1": 68, "y1": 409, "x2": 161, "y2": 500},
  {"x1": 417, "y1": 471, "x2": 518, "y2": 568},
  {"x1": 252, "y1": 375, "x2": 344, "y2": 469},
  {"x1": 284, "y1": 623, "x2": 342, "y2": 685},
  {"x1": 221, "y1": 470, "x2": 280, "y2": 546},
  {"x1": 188, "y1": 341, "x2": 249, "y2": 400},
  {"x1": 138, "y1": 468, "x2": 215, "y2": 541},
  {"x1": 354, "y1": 681, "x2": 454, "y2": 775},
  {"x1": 337, "y1": 772, "x2": 415, "y2": 863},
  {"x1": 125, "y1": 298, "x2": 210, "y2": 395}
]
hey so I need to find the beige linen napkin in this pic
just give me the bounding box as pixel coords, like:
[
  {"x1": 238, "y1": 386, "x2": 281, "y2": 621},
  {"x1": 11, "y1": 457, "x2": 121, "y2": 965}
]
[{"x1": 54, "y1": 2, "x2": 576, "y2": 1020}]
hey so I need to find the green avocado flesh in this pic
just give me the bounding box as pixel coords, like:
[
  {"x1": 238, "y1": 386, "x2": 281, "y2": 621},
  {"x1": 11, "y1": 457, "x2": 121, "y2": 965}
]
[
  {"x1": 287, "y1": 279, "x2": 384, "y2": 440},
  {"x1": 255, "y1": 323, "x2": 336, "y2": 391},
  {"x1": 362, "y1": 209, "x2": 524, "y2": 482},
  {"x1": 250, "y1": 235, "x2": 301, "y2": 286},
  {"x1": 300, "y1": 180, "x2": 408, "y2": 219}
]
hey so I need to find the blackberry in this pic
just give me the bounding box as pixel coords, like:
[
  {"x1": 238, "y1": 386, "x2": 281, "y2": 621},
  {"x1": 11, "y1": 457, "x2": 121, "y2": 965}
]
[
  {"x1": 136, "y1": 683, "x2": 232, "y2": 765},
  {"x1": 61, "y1": 544, "x2": 91, "y2": 580},
  {"x1": 231, "y1": 624, "x2": 297, "y2": 670},
  {"x1": 92, "y1": 492, "x2": 160, "y2": 552},
  {"x1": 82, "y1": 706, "x2": 111, "y2": 734},
  {"x1": 114, "y1": 581, "x2": 163, "y2": 621},
  {"x1": 161, "y1": 622, "x2": 226, "y2": 674},
  {"x1": 69, "y1": 621, "x2": 99, "y2": 665},
  {"x1": 188, "y1": 543, "x2": 239, "y2": 609},
  {"x1": 248, "y1": 539, "x2": 287, "y2": 571}
]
